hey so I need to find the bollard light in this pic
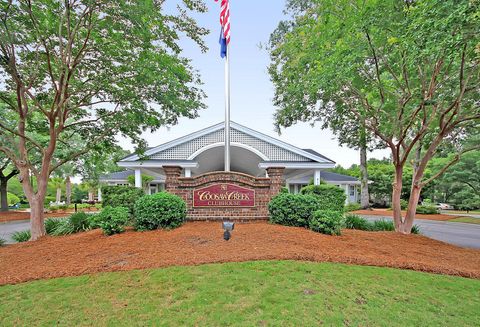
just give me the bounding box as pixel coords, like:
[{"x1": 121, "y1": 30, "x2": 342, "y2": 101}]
[{"x1": 222, "y1": 221, "x2": 235, "y2": 241}]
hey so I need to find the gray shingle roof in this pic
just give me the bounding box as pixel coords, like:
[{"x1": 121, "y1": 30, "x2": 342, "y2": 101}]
[
  {"x1": 302, "y1": 149, "x2": 335, "y2": 164},
  {"x1": 321, "y1": 171, "x2": 358, "y2": 182},
  {"x1": 100, "y1": 170, "x2": 134, "y2": 181}
]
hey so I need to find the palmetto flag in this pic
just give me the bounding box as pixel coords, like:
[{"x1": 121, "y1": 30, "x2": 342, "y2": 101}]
[{"x1": 215, "y1": 0, "x2": 230, "y2": 58}]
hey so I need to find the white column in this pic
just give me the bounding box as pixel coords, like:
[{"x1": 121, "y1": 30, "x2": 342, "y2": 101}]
[
  {"x1": 184, "y1": 168, "x2": 191, "y2": 178},
  {"x1": 97, "y1": 187, "x2": 102, "y2": 202},
  {"x1": 134, "y1": 169, "x2": 142, "y2": 188},
  {"x1": 314, "y1": 169, "x2": 321, "y2": 185},
  {"x1": 344, "y1": 184, "x2": 349, "y2": 204}
]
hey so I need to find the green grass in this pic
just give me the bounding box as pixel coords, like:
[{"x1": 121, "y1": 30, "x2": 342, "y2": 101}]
[
  {"x1": 449, "y1": 217, "x2": 480, "y2": 224},
  {"x1": 1, "y1": 261, "x2": 479, "y2": 326}
]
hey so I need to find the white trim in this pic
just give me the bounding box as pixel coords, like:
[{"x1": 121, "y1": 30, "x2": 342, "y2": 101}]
[
  {"x1": 118, "y1": 161, "x2": 199, "y2": 168},
  {"x1": 134, "y1": 169, "x2": 142, "y2": 188},
  {"x1": 258, "y1": 162, "x2": 335, "y2": 169},
  {"x1": 187, "y1": 142, "x2": 269, "y2": 161},
  {"x1": 122, "y1": 121, "x2": 335, "y2": 164}
]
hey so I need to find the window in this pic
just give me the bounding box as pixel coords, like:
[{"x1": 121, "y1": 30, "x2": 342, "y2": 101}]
[{"x1": 349, "y1": 185, "x2": 355, "y2": 196}]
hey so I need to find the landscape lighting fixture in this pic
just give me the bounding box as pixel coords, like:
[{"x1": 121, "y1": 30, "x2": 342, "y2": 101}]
[{"x1": 222, "y1": 221, "x2": 235, "y2": 241}]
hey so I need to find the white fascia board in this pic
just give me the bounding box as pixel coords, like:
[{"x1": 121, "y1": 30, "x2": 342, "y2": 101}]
[
  {"x1": 329, "y1": 181, "x2": 362, "y2": 185},
  {"x1": 231, "y1": 122, "x2": 335, "y2": 164},
  {"x1": 118, "y1": 161, "x2": 199, "y2": 168},
  {"x1": 259, "y1": 162, "x2": 335, "y2": 169},
  {"x1": 124, "y1": 123, "x2": 224, "y2": 161}
]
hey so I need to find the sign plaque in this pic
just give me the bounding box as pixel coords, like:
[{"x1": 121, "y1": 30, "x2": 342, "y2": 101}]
[{"x1": 193, "y1": 183, "x2": 255, "y2": 207}]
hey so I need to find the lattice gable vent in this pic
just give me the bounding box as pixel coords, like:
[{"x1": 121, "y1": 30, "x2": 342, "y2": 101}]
[{"x1": 148, "y1": 127, "x2": 311, "y2": 161}]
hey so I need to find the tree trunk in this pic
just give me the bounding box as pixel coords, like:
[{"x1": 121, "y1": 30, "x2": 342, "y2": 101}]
[
  {"x1": 29, "y1": 197, "x2": 46, "y2": 241},
  {"x1": 359, "y1": 144, "x2": 370, "y2": 209},
  {"x1": 0, "y1": 179, "x2": 8, "y2": 212},
  {"x1": 65, "y1": 176, "x2": 71, "y2": 205},
  {"x1": 392, "y1": 165, "x2": 405, "y2": 232},
  {"x1": 56, "y1": 187, "x2": 62, "y2": 203},
  {"x1": 88, "y1": 190, "x2": 94, "y2": 202}
]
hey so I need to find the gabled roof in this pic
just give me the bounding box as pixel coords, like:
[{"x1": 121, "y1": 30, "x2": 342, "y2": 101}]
[
  {"x1": 121, "y1": 121, "x2": 335, "y2": 164},
  {"x1": 321, "y1": 171, "x2": 358, "y2": 182}
]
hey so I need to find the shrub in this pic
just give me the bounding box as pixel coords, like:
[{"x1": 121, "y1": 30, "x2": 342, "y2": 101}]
[
  {"x1": 371, "y1": 220, "x2": 395, "y2": 232},
  {"x1": 344, "y1": 202, "x2": 361, "y2": 212},
  {"x1": 12, "y1": 230, "x2": 31, "y2": 242},
  {"x1": 279, "y1": 187, "x2": 289, "y2": 194},
  {"x1": 7, "y1": 192, "x2": 20, "y2": 206},
  {"x1": 69, "y1": 212, "x2": 91, "y2": 232},
  {"x1": 300, "y1": 184, "x2": 346, "y2": 212},
  {"x1": 268, "y1": 193, "x2": 320, "y2": 227},
  {"x1": 134, "y1": 192, "x2": 186, "y2": 231},
  {"x1": 97, "y1": 206, "x2": 130, "y2": 235},
  {"x1": 0, "y1": 238, "x2": 6, "y2": 246},
  {"x1": 344, "y1": 214, "x2": 370, "y2": 230},
  {"x1": 309, "y1": 210, "x2": 344, "y2": 236},
  {"x1": 101, "y1": 186, "x2": 144, "y2": 215},
  {"x1": 49, "y1": 219, "x2": 75, "y2": 236},
  {"x1": 86, "y1": 213, "x2": 101, "y2": 229},
  {"x1": 44, "y1": 218, "x2": 66, "y2": 234},
  {"x1": 416, "y1": 205, "x2": 439, "y2": 215}
]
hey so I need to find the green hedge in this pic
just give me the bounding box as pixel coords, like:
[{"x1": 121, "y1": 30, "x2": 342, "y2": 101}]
[
  {"x1": 345, "y1": 202, "x2": 361, "y2": 212},
  {"x1": 416, "y1": 205, "x2": 439, "y2": 215},
  {"x1": 268, "y1": 193, "x2": 320, "y2": 227},
  {"x1": 133, "y1": 192, "x2": 186, "y2": 231},
  {"x1": 309, "y1": 210, "x2": 344, "y2": 236},
  {"x1": 101, "y1": 186, "x2": 144, "y2": 215},
  {"x1": 97, "y1": 206, "x2": 130, "y2": 235},
  {"x1": 300, "y1": 185, "x2": 346, "y2": 212}
]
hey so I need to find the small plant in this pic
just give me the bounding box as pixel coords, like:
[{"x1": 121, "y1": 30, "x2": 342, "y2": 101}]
[
  {"x1": 58, "y1": 204, "x2": 69, "y2": 212},
  {"x1": 309, "y1": 210, "x2": 344, "y2": 235},
  {"x1": 97, "y1": 206, "x2": 130, "y2": 235},
  {"x1": 268, "y1": 193, "x2": 320, "y2": 227},
  {"x1": 0, "y1": 238, "x2": 6, "y2": 246},
  {"x1": 344, "y1": 203, "x2": 362, "y2": 212},
  {"x1": 69, "y1": 212, "x2": 90, "y2": 232},
  {"x1": 49, "y1": 205, "x2": 59, "y2": 212},
  {"x1": 300, "y1": 184, "x2": 346, "y2": 212},
  {"x1": 344, "y1": 214, "x2": 370, "y2": 230},
  {"x1": 49, "y1": 219, "x2": 75, "y2": 236},
  {"x1": 12, "y1": 230, "x2": 31, "y2": 243},
  {"x1": 411, "y1": 225, "x2": 421, "y2": 234},
  {"x1": 371, "y1": 220, "x2": 395, "y2": 232},
  {"x1": 44, "y1": 218, "x2": 67, "y2": 234},
  {"x1": 134, "y1": 192, "x2": 186, "y2": 231}
]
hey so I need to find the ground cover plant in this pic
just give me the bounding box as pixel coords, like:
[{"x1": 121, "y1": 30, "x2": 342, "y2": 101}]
[
  {"x1": 0, "y1": 261, "x2": 478, "y2": 326},
  {"x1": 11, "y1": 230, "x2": 31, "y2": 243},
  {"x1": 133, "y1": 192, "x2": 186, "y2": 231},
  {"x1": 345, "y1": 214, "x2": 420, "y2": 234}
]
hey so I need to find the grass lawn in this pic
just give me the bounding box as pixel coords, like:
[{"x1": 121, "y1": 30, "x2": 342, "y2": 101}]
[
  {"x1": 449, "y1": 217, "x2": 480, "y2": 224},
  {"x1": 1, "y1": 261, "x2": 479, "y2": 326}
]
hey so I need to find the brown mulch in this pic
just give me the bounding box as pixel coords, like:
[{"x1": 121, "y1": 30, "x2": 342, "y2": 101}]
[
  {"x1": 353, "y1": 209, "x2": 458, "y2": 221},
  {"x1": 0, "y1": 209, "x2": 99, "y2": 223},
  {"x1": 1, "y1": 222, "x2": 479, "y2": 285}
]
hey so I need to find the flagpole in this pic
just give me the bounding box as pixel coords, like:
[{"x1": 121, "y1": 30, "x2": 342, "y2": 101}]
[{"x1": 224, "y1": 43, "x2": 231, "y2": 172}]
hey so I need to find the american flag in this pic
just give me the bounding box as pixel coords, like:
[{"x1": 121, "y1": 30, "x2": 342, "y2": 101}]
[{"x1": 215, "y1": 0, "x2": 230, "y2": 57}]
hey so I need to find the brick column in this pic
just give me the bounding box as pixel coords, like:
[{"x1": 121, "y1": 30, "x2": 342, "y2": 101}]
[
  {"x1": 163, "y1": 166, "x2": 183, "y2": 192},
  {"x1": 266, "y1": 167, "x2": 285, "y2": 197}
]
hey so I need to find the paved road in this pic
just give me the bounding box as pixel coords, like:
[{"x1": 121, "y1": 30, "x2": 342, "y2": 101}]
[
  {"x1": 360, "y1": 215, "x2": 480, "y2": 249},
  {"x1": 0, "y1": 220, "x2": 30, "y2": 244}
]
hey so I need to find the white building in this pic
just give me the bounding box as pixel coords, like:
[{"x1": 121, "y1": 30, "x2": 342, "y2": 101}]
[{"x1": 100, "y1": 121, "x2": 360, "y2": 203}]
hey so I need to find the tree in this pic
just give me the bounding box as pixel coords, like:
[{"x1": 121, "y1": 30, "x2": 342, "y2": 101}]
[
  {"x1": 268, "y1": 0, "x2": 480, "y2": 233},
  {"x1": 0, "y1": 1, "x2": 208, "y2": 240},
  {"x1": 48, "y1": 177, "x2": 64, "y2": 203},
  {"x1": 0, "y1": 155, "x2": 18, "y2": 211}
]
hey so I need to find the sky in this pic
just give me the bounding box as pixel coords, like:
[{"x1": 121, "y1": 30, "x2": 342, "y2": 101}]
[{"x1": 118, "y1": 0, "x2": 390, "y2": 168}]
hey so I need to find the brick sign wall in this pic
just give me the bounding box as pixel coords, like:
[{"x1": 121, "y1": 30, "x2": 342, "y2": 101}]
[{"x1": 163, "y1": 166, "x2": 284, "y2": 221}]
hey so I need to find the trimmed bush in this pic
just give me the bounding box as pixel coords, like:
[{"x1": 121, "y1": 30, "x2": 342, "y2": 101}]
[
  {"x1": 101, "y1": 186, "x2": 144, "y2": 215},
  {"x1": 344, "y1": 214, "x2": 370, "y2": 230},
  {"x1": 12, "y1": 230, "x2": 30, "y2": 243},
  {"x1": 345, "y1": 202, "x2": 361, "y2": 212},
  {"x1": 97, "y1": 206, "x2": 130, "y2": 235},
  {"x1": 279, "y1": 187, "x2": 289, "y2": 194},
  {"x1": 133, "y1": 192, "x2": 186, "y2": 231},
  {"x1": 300, "y1": 184, "x2": 346, "y2": 212},
  {"x1": 416, "y1": 205, "x2": 439, "y2": 215},
  {"x1": 309, "y1": 210, "x2": 344, "y2": 236},
  {"x1": 268, "y1": 193, "x2": 320, "y2": 227}
]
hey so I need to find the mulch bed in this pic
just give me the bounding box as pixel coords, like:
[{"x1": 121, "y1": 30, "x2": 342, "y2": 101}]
[
  {"x1": 0, "y1": 209, "x2": 99, "y2": 223},
  {"x1": 1, "y1": 221, "x2": 479, "y2": 285},
  {"x1": 353, "y1": 209, "x2": 458, "y2": 221}
]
